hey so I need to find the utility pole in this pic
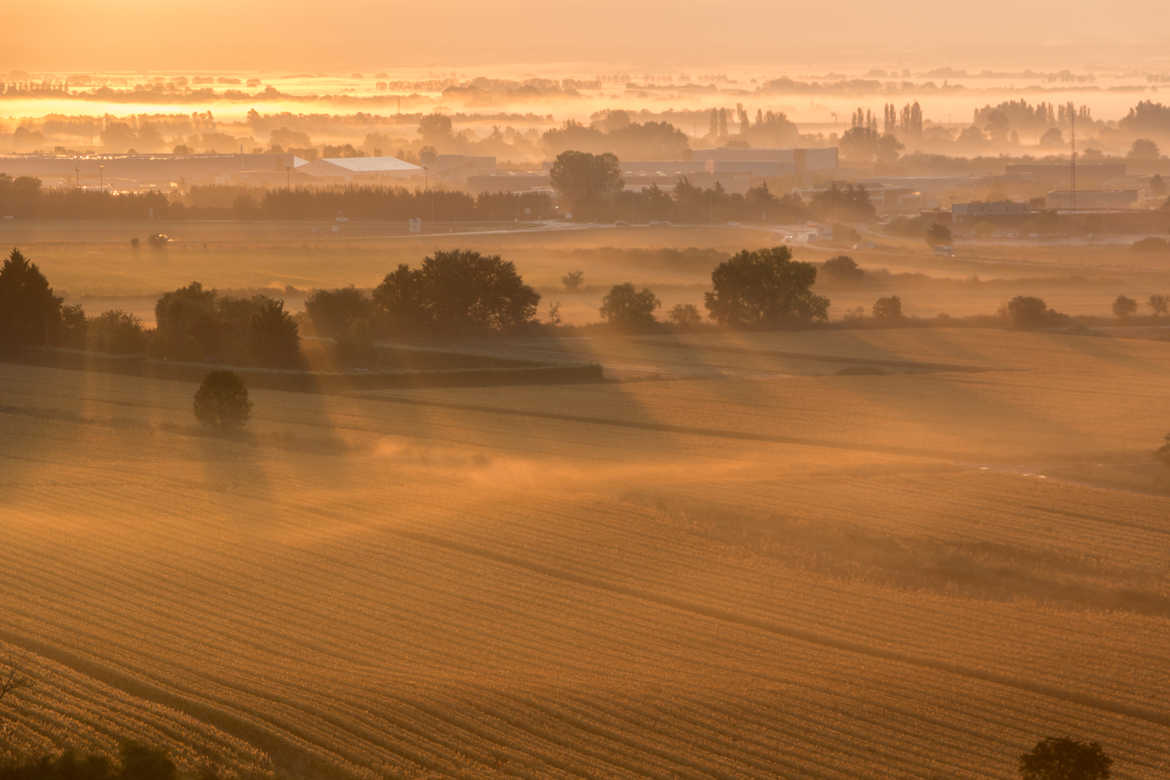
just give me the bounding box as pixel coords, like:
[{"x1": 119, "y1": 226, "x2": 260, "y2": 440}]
[{"x1": 1070, "y1": 107, "x2": 1077, "y2": 212}]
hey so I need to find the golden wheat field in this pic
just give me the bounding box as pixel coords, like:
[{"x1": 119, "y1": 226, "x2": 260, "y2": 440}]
[{"x1": 2, "y1": 327, "x2": 1170, "y2": 777}]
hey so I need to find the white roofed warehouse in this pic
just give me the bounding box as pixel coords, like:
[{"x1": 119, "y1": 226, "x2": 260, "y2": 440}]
[{"x1": 297, "y1": 156, "x2": 423, "y2": 182}]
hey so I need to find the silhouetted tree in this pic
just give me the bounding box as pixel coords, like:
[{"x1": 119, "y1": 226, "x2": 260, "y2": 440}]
[
  {"x1": 809, "y1": 183, "x2": 875, "y2": 222},
  {"x1": 600, "y1": 283, "x2": 660, "y2": 329},
  {"x1": 872, "y1": 295, "x2": 904, "y2": 320},
  {"x1": 1157, "y1": 434, "x2": 1170, "y2": 466},
  {"x1": 0, "y1": 249, "x2": 62, "y2": 352},
  {"x1": 705, "y1": 246, "x2": 829, "y2": 328},
  {"x1": 668, "y1": 303, "x2": 702, "y2": 329},
  {"x1": 87, "y1": 310, "x2": 148, "y2": 354},
  {"x1": 193, "y1": 370, "x2": 252, "y2": 432},
  {"x1": 1019, "y1": 737, "x2": 1111, "y2": 780},
  {"x1": 1112, "y1": 295, "x2": 1138, "y2": 319},
  {"x1": 821, "y1": 255, "x2": 865, "y2": 283},
  {"x1": 549, "y1": 150, "x2": 623, "y2": 218},
  {"x1": 372, "y1": 250, "x2": 540, "y2": 337},
  {"x1": 248, "y1": 298, "x2": 301, "y2": 368},
  {"x1": 1148, "y1": 294, "x2": 1169, "y2": 317},
  {"x1": 1128, "y1": 138, "x2": 1160, "y2": 161},
  {"x1": 154, "y1": 282, "x2": 220, "y2": 361},
  {"x1": 304, "y1": 287, "x2": 375, "y2": 339},
  {"x1": 59, "y1": 304, "x2": 87, "y2": 349},
  {"x1": 1004, "y1": 296, "x2": 1058, "y2": 329},
  {"x1": 562, "y1": 270, "x2": 585, "y2": 291}
]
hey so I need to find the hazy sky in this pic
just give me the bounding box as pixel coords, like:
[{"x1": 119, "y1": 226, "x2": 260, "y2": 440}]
[{"x1": 8, "y1": 0, "x2": 1170, "y2": 71}]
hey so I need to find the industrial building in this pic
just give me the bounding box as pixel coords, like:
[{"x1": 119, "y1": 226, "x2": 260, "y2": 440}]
[{"x1": 0, "y1": 152, "x2": 422, "y2": 189}]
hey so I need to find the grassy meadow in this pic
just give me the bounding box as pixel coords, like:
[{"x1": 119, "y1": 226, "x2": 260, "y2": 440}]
[{"x1": 6, "y1": 220, "x2": 1170, "y2": 327}]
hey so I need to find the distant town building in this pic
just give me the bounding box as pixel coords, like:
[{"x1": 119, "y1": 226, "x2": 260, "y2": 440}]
[
  {"x1": 1045, "y1": 189, "x2": 1138, "y2": 210},
  {"x1": 297, "y1": 156, "x2": 421, "y2": 181},
  {"x1": 1005, "y1": 161, "x2": 1127, "y2": 184},
  {"x1": 951, "y1": 200, "x2": 1031, "y2": 221}
]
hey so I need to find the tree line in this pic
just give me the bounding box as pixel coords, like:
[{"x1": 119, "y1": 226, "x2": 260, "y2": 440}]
[
  {"x1": 548, "y1": 150, "x2": 875, "y2": 223},
  {"x1": 0, "y1": 176, "x2": 556, "y2": 221}
]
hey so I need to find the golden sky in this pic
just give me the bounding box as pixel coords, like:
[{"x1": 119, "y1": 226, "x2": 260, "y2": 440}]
[{"x1": 7, "y1": 0, "x2": 1169, "y2": 71}]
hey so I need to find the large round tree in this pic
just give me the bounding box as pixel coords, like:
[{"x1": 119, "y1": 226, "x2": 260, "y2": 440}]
[{"x1": 704, "y1": 246, "x2": 829, "y2": 328}]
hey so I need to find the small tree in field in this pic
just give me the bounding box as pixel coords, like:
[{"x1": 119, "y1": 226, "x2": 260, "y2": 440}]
[
  {"x1": 562, "y1": 270, "x2": 585, "y2": 291},
  {"x1": 194, "y1": 370, "x2": 252, "y2": 432},
  {"x1": 872, "y1": 295, "x2": 903, "y2": 321},
  {"x1": 1112, "y1": 295, "x2": 1138, "y2": 319},
  {"x1": 1148, "y1": 294, "x2": 1169, "y2": 317},
  {"x1": 1019, "y1": 737, "x2": 1111, "y2": 780},
  {"x1": 600, "y1": 283, "x2": 660, "y2": 329},
  {"x1": 669, "y1": 303, "x2": 702, "y2": 329},
  {"x1": 1004, "y1": 296, "x2": 1056, "y2": 329}
]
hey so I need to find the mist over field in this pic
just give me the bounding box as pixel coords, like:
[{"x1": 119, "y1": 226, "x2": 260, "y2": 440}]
[{"x1": 2, "y1": 3, "x2": 1170, "y2": 778}]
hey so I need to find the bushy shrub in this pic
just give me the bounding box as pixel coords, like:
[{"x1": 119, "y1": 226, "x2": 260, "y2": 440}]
[
  {"x1": 820, "y1": 255, "x2": 865, "y2": 283},
  {"x1": 1003, "y1": 296, "x2": 1060, "y2": 329},
  {"x1": 600, "y1": 283, "x2": 660, "y2": 329},
  {"x1": 193, "y1": 370, "x2": 252, "y2": 432},
  {"x1": 304, "y1": 287, "x2": 374, "y2": 339},
  {"x1": 1018, "y1": 737, "x2": 1111, "y2": 780},
  {"x1": 872, "y1": 295, "x2": 904, "y2": 321},
  {"x1": 1112, "y1": 295, "x2": 1138, "y2": 319},
  {"x1": 86, "y1": 310, "x2": 148, "y2": 354},
  {"x1": 668, "y1": 303, "x2": 702, "y2": 329},
  {"x1": 155, "y1": 283, "x2": 301, "y2": 367}
]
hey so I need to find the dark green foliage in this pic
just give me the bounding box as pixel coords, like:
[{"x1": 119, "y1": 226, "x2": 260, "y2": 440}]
[
  {"x1": 872, "y1": 295, "x2": 904, "y2": 320},
  {"x1": 372, "y1": 250, "x2": 540, "y2": 337},
  {"x1": 86, "y1": 311, "x2": 147, "y2": 355},
  {"x1": 599, "y1": 284, "x2": 660, "y2": 329},
  {"x1": 0, "y1": 742, "x2": 173, "y2": 780},
  {"x1": 704, "y1": 246, "x2": 829, "y2": 328},
  {"x1": 821, "y1": 255, "x2": 865, "y2": 283},
  {"x1": 1004, "y1": 296, "x2": 1059, "y2": 329},
  {"x1": 1019, "y1": 737, "x2": 1112, "y2": 780},
  {"x1": 193, "y1": 370, "x2": 252, "y2": 432},
  {"x1": 0, "y1": 249, "x2": 63, "y2": 352}
]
